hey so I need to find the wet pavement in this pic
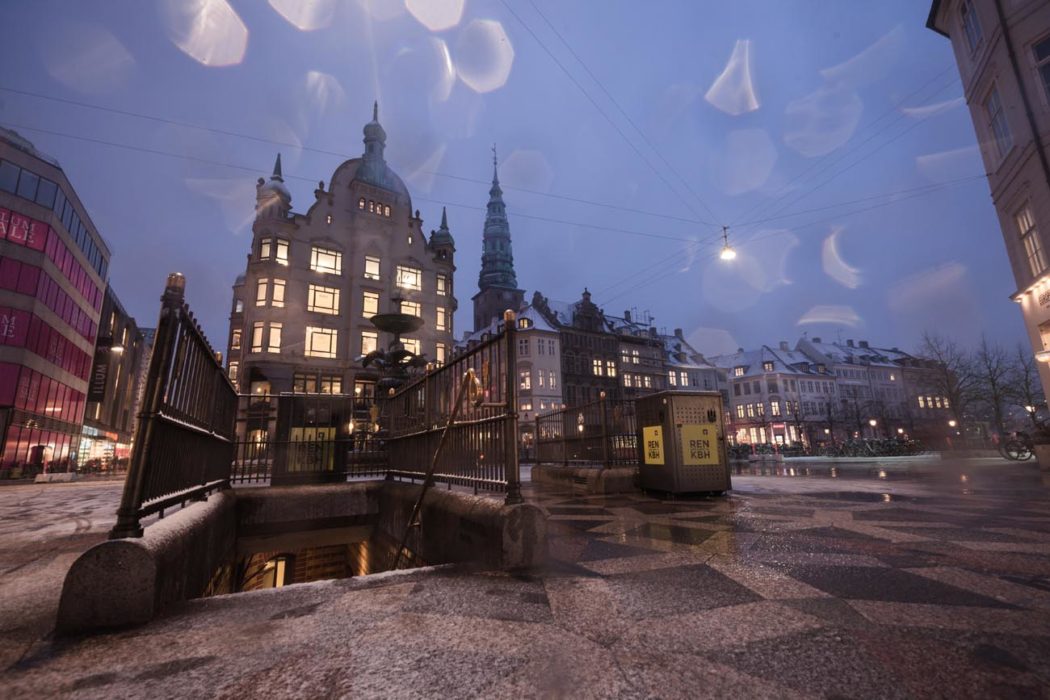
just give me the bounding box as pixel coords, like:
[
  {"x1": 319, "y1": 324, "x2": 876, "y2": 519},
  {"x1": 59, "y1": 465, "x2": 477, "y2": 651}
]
[{"x1": 4, "y1": 459, "x2": 1050, "y2": 698}]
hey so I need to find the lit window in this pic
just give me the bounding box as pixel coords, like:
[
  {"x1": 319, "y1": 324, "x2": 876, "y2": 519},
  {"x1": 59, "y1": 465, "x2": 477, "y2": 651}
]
[
  {"x1": 632, "y1": 349, "x2": 640, "y2": 364},
  {"x1": 736, "y1": 405, "x2": 745, "y2": 419},
  {"x1": 396, "y1": 265, "x2": 422, "y2": 291},
  {"x1": 293, "y1": 373, "x2": 316, "y2": 393},
  {"x1": 251, "y1": 322, "x2": 264, "y2": 352},
  {"x1": 520, "y1": 401, "x2": 533, "y2": 412},
  {"x1": 435, "y1": 342, "x2": 447, "y2": 365},
  {"x1": 228, "y1": 361, "x2": 239, "y2": 382},
  {"x1": 985, "y1": 86, "x2": 1013, "y2": 159},
  {"x1": 308, "y1": 284, "x2": 340, "y2": 314},
  {"x1": 734, "y1": 367, "x2": 745, "y2": 377},
  {"x1": 326, "y1": 214, "x2": 332, "y2": 225},
  {"x1": 310, "y1": 246, "x2": 342, "y2": 275},
  {"x1": 256, "y1": 278, "x2": 269, "y2": 307},
  {"x1": 361, "y1": 331, "x2": 378, "y2": 356},
  {"x1": 624, "y1": 374, "x2": 632, "y2": 388},
  {"x1": 1017, "y1": 204, "x2": 1047, "y2": 278},
  {"x1": 434, "y1": 307, "x2": 447, "y2": 332},
  {"x1": 538, "y1": 370, "x2": 546, "y2": 388},
  {"x1": 364, "y1": 256, "x2": 381, "y2": 280},
  {"x1": 643, "y1": 375, "x2": 651, "y2": 389},
  {"x1": 305, "y1": 326, "x2": 337, "y2": 358},
  {"x1": 358, "y1": 197, "x2": 366, "y2": 210},
  {"x1": 384, "y1": 205, "x2": 391, "y2": 217},
  {"x1": 267, "y1": 322, "x2": 282, "y2": 354},
  {"x1": 763, "y1": 361, "x2": 774, "y2": 372},
  {"x1": 319, "y1": 375, "x2": 341, "y2": 394},
  {"x1": 960, "y1": 1, "x2": 982, "y2": 53},
  {"x1": 275, "y1": 239, "x2": 289, "y2": 265},
  {"x1": 400, "y1": 300, "x2": 421, "y2": 317},
  {"x1": 272, "y1": 279, "x2": 285, "y2": 308},
  {"x1": 746, "y1": 404, "x2": 755, "y2": 418},
  {"x1": 606, "y1": 360, "x2": 616, "y2": 377},
  {"x1": 520, "y1": 369, "x2": 532, "y2": 390},
  {"x1": 362, "y1": 291, "x2": 379, "y2": 317},
  {"x1": 771, "y1": 401, "x2": 782, "y2": 417},
  {"x1": 230, "y1": 329, "x2": 242, "y2": 350},
  {"x1": 260, "y1": 238, "x2": 271, "y2": 260},
  {"x1": 369, "y1": 200, "x2": 375, "y2": 213},
  {"x1": 234, "y1": 299, "x2": 244, "y2": 313},
  {"x1": 756, "y1": 402, "x2": 766, "y2": 416},
  {"x1": 437, "y1": 274, "x2": 448, "y2": 296},
  {"x1": 549, "y1": 370, "x2": 557, "y2": 389},
  {"x1": 592, "y1": 359, "x2": 603, "y2": 376},
  {"x1": 669, "y1": 371, "x2": 677, "y2": 387},
  {"x1": 403, "y1": 337, "x2": 420, "y2": 355}
]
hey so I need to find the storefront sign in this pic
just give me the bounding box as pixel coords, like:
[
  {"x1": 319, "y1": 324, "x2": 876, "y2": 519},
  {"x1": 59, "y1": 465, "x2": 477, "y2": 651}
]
[
  {"x1": 642, "y1": 425, "x2": 664, "y2": 465},
  {"x1": 87, "y1": 343, "x2": 110, "y2": 402},
  {"x1": 680, "y1": 424, "x2": 719, "y2": 466}
]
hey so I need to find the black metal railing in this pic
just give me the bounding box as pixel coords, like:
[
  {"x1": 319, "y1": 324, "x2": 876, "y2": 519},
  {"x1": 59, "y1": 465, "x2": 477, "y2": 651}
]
[
  {"x1": 535, "y1": 395, "x2": 638, "y2": 468},
  {"x1": 110, "y1": 273, "x2": 237, "y2": 538},
  {"x1": 384, "y1": 310, "x2": 522, "y2": 504}
]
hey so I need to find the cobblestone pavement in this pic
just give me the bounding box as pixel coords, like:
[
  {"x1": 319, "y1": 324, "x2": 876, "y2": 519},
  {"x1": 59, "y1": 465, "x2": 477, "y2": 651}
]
[{"x1": 4, "y1": 461, "x2": 1050, "y2": 698}]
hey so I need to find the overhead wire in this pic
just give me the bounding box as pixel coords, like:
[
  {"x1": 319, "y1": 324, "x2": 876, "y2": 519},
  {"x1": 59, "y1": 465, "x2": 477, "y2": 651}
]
[
  {"x1": 0, "y1": 85, "x2": 708, "y2": 227},
  {"x1": 496, "y1": 0, "x2": 721, "y2": 227}
]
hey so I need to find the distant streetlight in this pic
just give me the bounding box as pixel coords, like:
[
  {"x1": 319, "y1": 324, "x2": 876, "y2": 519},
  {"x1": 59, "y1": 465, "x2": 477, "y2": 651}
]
[
  {"x1": 1025, "y1": 405, "x2": 1036, "y2": 414},
  {"x1": 868, "y1": 419, "x2": 877, "y2": 428},
  {"x1": 719, "y1": 225, "x2": 737, "y2": 261},
  {"x1": 948, "y1": 419, "x2": 957, "y2": 428},
  {"x1": 897, "y1": 428, "x2": 904, "y2": 435}
]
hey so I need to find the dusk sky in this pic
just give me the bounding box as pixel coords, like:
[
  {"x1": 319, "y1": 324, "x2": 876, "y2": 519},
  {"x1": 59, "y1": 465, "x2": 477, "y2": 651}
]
[{"x1": 0, "y1": 0, "x2": 1018, "y2": 358}]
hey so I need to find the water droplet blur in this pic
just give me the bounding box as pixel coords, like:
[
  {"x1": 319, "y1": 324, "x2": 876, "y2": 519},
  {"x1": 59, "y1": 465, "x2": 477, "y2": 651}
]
[
  {"x1": 783, "y1": 83, "x2": 862, "y2": 157},
  {"x1": 161, "y1": 0, "x2": 248, "y2": 68},
  {"x1": 501, "y1": 150, "x2": 555, "y2": 193},
  {"x1": 269, "y1": 0, "x2": 337, "y2": 31},
  {"x1": 819, "y1": 25, "x2": 904, "y2": 88},
  {"x1": 900, "y1": 96, "x2": 964, "y2": 119},
  {"x1": 302, "y1": 71, "x2": 346, "y2": 115},
  {"x1": 41, "y1": 21, "x2": 136, "y2": 94},
  {"x1": 454, "y1": 19, "x2": 515, "y2": 93},
  {"x1": 822, "y1": 226, "x2": 862, "y2": 289},
  {"x1": 405, "y1": 0, "x2": 465, "y2": 32},
  {"x1": 705, "y1": 39, "x2": 759, "y2": 116},
  {"x1": 358, "y1": 0, "x2": 406, "y2": 21},
  {"x1": 714, "y1": 128, "x2": 777, "y2": 195},
  {"x1": 796, "y1": 305, "x2": 863, "y2": 328}
]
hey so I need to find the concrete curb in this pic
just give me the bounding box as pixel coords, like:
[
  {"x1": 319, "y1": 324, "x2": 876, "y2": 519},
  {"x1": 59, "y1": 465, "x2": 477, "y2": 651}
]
[{"x1": 531, "y1": 464, "x2": 638, "y2": 494}]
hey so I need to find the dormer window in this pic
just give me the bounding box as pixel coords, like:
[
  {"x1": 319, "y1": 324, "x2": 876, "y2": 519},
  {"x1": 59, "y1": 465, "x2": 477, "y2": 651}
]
[
  {"x1": 762, "y1": 361, "x2": 774, "y2": 372},
  {"x1": 733, "y1": 367, "x2": 745, "y2": 377}
]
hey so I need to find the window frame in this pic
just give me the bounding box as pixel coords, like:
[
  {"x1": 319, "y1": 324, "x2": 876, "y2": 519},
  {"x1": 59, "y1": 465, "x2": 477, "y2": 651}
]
[
  {"x1": 304, "y1": 326, "x2": 338, "y2": 359},
  {"x1": 396, "y1": 264, "x2": 422, "y2": 291},
  {"x1": 310, "y1": 246, "x2": 343, "y2": 275},
  {"x1": 307, "y1": 283, "x2": 340, "y2": 315}
]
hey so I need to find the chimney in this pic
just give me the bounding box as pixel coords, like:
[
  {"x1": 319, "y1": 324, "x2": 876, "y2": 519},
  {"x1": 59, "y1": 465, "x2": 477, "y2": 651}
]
[
  {"x1": 859, "y1": 340, "x2": 869, "y2": 348},
  {"x1": 847, "y1": 339, "x2": 855, "y2": 347},
  {"x1": 813, "y1": 337, "x2": 821, "y2": 343},
  {"x1": 624, "y1": 310, "x2": 631, "y2": 322},
  {"x1": 779, "y1": 341, "x2": 788, "y2": 351},
  {"x1": 674, "y1": 328, "x2": 683, "y2": 339}
]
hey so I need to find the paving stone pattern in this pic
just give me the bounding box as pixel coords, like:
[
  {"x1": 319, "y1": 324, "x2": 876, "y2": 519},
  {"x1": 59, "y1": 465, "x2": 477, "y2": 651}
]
[{"x1": 4, "y1": 463, "x2": 1050, "y2": 698}]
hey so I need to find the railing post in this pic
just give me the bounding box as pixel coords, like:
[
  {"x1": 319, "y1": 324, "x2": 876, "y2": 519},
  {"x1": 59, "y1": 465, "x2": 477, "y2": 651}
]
[
  {"x1": 561, "y1": 408, "x2": 569, "y2": 466},
  {"x1": 503, "y1": 309, "x2": 522, "y2": 505},
  {"x1": 534, "y1": 415, "x2": 541, "y2": 464},
  {"x1": 110, "y1": 273, "x2": 185, "y2": 539},
  {"x1": 599, "y1": 392, "x2": 609, "y2": 470}
]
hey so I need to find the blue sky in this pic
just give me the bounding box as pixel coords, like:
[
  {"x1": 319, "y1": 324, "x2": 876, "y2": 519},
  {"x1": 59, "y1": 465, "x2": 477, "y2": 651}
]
[{"x1": 0, "y1": 0, "x2": 1020, "y2": 357}]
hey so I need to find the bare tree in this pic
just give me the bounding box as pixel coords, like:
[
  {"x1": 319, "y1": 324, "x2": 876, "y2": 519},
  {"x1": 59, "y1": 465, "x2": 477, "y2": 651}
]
[
  {"x1": 973, "y1": 335, "x2": 1011, "y2": 433},
  {"x1": 917, "y1": 331, "x2": 979, "y2": 425},
  {"x1": 1008, "y1": 344, "x2": 1047, "y2": 432}
]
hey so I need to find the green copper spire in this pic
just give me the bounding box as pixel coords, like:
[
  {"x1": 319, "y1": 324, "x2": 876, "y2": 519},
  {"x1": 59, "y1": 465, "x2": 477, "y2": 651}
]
[{"x1": 478, "y1": 145, "x2": 518, "y2": 290}]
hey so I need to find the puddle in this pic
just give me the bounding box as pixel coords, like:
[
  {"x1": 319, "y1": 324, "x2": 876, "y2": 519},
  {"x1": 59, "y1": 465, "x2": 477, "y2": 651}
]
[{"x1": 202, "y1": 527, "x2": 422, "y2": 597}]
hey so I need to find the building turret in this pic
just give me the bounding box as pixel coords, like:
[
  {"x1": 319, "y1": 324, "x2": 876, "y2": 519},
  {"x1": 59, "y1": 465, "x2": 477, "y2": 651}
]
[
  {"x1": 255, "y1": 153, "x2": 291, "y2": 219},
  {"x1": 357, "y1": 101, "x2": 390, "y2": 189}
]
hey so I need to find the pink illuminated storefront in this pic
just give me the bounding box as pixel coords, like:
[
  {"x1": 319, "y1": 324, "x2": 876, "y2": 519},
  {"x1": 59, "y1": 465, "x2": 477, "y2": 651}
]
[{"x1": 0, "y1": 128, "x2": 109, "y2": 477}]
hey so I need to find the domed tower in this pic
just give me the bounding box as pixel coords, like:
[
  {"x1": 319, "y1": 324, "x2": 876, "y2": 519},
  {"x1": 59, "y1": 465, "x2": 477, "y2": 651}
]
[{"x1": 472, "y1": 146, "x2": 524, "y2": 332}]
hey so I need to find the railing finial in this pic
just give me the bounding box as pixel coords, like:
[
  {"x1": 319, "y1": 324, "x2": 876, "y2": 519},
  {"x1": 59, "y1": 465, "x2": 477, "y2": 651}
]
[{"x1": 164, "y1": 272, "x2": 186, "y2": 302}]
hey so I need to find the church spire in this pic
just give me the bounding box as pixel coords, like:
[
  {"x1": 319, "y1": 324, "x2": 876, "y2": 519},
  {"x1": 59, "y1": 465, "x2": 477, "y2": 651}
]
[
  {"x1": 272, "y1": 153, "x2": 283, "y2": 181},
  {"x1": 478, "y1": 144, "x2": 517, "y2": 290},
  {"x1": 440, "y1": 205, "x2": 448, "y2": 230}
]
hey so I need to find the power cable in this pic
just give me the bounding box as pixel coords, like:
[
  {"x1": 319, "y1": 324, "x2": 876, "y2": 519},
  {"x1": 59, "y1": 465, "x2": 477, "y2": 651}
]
[
  {"x1": 0, "y1": 85, "x2": 707, "y2": 227},
  {"x1": 496, "y1": 0, "x2": 721, "y2": 226},
  {"x1": 522, "y1": 0, "x2": 723, "y2": 225}
]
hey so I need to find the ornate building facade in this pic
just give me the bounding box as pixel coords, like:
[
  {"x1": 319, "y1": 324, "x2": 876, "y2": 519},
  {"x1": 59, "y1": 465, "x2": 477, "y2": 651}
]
[{"x1": 225, "y1": 106, "x2": 457, "y2": 439}]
